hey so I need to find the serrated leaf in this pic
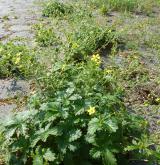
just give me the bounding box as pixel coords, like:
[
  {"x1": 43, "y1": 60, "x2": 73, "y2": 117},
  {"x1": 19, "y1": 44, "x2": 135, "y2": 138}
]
[
  {"x1": 33, "y1": 154, "x2": 43, "y2": 165},
  {"x1": 5, "y1": 128, "x2": 16, "y2": 139},
  {"x1": 31, "y1": 136, "x2": 41, "y2": 148},
  {"x1": 31, "y1": 127, "x2": 62, "y2": 147},
  {"x1": 69, "y1": 94, "x2": 82, "y2": 101},
  {"x1": 75, "y1": 108, "x2": 85, "y2": 116},
  {"x1": 106, "y1": 120, "x2": 118, "y2": 133},
  {"x1": 124, "y1": 145, "x2": 138, "y2": 151},
  {"x1": 66, "y1": 87, "x2": 75, "y2": 96},
  {"x1": 41, "y1": 127, "x2": 62, "y2": 141},
  {"x1": 90, "y1": 148, "x2": 101, "y2": 159},
  {"x1": 40, "y1": 102, "x2": 58, "y2": 112},
  {"x1": 57, "y1": 138, "x2": 68, "y2": 154},
  {"x1": 87, "y1": 117, "x2": 100, "y2": 135},
  {"x1": 43, "y1": 149, "x2": 56, "y2": 162},
  {"x1": 69, "y1": 129, "x2": 82, "y2": 142},
  {"x1": 103, "y1": 149, "x2": 117, "y2": 165},
  {"x1": 85, "y1": 134, "x2": 96, "y2": 144},
  {"x1": 68, "y1": 144, "x2": 78, "y2": 151},
  {"x1": 10, "y1": 136, "x2": 28, "y2": 152}
]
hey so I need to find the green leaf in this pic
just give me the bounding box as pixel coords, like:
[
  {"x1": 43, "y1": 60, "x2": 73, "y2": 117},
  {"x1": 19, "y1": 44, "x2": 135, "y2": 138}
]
[
  {"x1": 75, "y1": 108, "x2": 85, "y2": 116},
  {"x1": 43, "y1": 148, "x2": 56, "y2": 162},
  {"x1": 68, "y1": 143, "x2": 78, "y2": 151},
  {"x1": 40, "y1": 102, "x2": 58, "y2": 112},
  {"x1": 87, "y1": 117, "x2": 100, "y2": 135},
  {"x1": 31, "y1": 126, "x2": 62, "y2": 147},
  {"x1": 90, "y1": 148, "x2": 102, "y2": 159},
  {"x1": 57, "y1": 138, "x2": 68, "y2": 154},
  {"x1": 41, "y1": 126, "x2": 62, "y2": 139},
  {"x1": 69, "y1": 129, "x2": 82, "y2": 142},
  {"x1": 33, "y1": 154, "x2": 43, "y2": 165},
  {"x1": 10, "y1": 136, "x2": 28, "y2": 152},
  {"x1": 103, "y1": 149, "x2": 117, "y2": 165},
  {"x1": 106, "y1": 120, "x2": 118, "y2": 133},
  {"x1": 85, "y1": 134, "x2": 96, "y2": 144},
  {"x1": 69, "y1": 94, "x2": 82, "y2": 101},
  {"x1": 5, "y1": 128, "x2": 16, "y2": 139},
  {"x1": 44, "y1": 111, "x2": 59, "y2": 122},
  {"x1": 66, "y1": 87, "x2": 75, "y2": 96}
]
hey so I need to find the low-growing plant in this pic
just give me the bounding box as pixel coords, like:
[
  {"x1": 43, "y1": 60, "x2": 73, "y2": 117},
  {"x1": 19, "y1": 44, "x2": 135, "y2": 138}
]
[
  {"x1": 89, "y1": 0, "x2": 138, "y2": 12},
  {"x1": 0, "y1": 57, "x2": 152, "y2": 164},
  {"x1": 108, "y1": 0, "x2": 139, "y2": 11},
  {"x1": 65, "y1": 23, "x2": 117, "y2": 61},
  {"x1": 37, "y1": 6, "x2": 117, "y2": 60},
  {"x1": 0, "y1": 42, "x2": 36, "y2": 78},
  {"x1": 89, "y1": 0, "x2": 157, "y2": 14},
  {"x1": 42, "y1": 1, "x2": 73, "y2": 18},
  {"x1": 35, "y1": 24, "x2": 58, "y2": 47},
  {"x1": 117, "y1": 55, "x2": 150, "y2": 86}
]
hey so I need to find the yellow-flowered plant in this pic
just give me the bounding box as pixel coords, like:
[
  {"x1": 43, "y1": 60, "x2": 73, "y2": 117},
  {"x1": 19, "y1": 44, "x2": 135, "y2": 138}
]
[
  {"x1": 0, "y1": 42, "x2": 37, "y2": 78},
  {"x1": 72, "y1": 43, "x2": 79, "y2": 49},
  {"x1": 104, "y1": 69, "x2": 113, "y2": 74},
  {"x1": 87, "y1": 106, "x2": 96, "y2": 115},
  {"x1": 91, "y1": 54, "x2": 101, "y2": 66},
  {"x1": 61, "y1": 64, "x2": 67, "y2": 71},
  {"x1": 14, "y1": 53, "x2": 21, "y2": 64},
  {"x1": 155, "y1": 98, "x2": 160, "y2": 103},
  {"x1": 15, "y1": 57, "x2": 20, "y2": 64}
]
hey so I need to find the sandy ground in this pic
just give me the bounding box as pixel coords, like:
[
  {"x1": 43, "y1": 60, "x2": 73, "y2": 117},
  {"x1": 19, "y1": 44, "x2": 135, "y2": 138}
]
[{"x1": 0, "y1": 0, "x2": 41, "y2": 42}]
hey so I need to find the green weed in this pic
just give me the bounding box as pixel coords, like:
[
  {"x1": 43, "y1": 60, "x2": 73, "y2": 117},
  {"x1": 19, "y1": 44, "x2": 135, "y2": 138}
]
[
  {"x1": 0, "y1": 58, "x2": 149, "y2": 164},
  {"x1": 90, "y1": 0, "x2": 158, "y2": 14},
  {"x1": 35, "y1": 24, "x2": 58, "y2": 47},
  {"x1": 42, "y1": 1, "x2": 73, "y2": 18},
  {"x1": 0, "y1": 42, "x2": 36, "y2": 78}
]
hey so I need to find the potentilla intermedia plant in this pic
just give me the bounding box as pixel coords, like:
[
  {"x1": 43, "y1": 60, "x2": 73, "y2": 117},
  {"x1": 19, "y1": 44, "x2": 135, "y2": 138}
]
[
  {"x1": 0, "y1": 0, "x2": 158, "y2": 164},
  {"x1": 0, "y1": 42, "x2": 37, "y2": 78},
  {"x1": 0, "y1": 57, "x2": 148, "y2": 164}
]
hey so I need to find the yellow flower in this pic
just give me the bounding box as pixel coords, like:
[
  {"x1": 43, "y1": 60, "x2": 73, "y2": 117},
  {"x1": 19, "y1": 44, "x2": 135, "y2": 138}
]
[
  {"x1": 16, "y1": 52, "x2": 22, "y2": 57},
  {"x1": 157, "y1": 120, "x2": 160, "y2": 125},
  {"x1": 87, "y1": 106, "x2": 96, "y2": 115},
  {"x1": 72, "y1": 43, "x2": 79, "y2": 49},
  {"x1": 133, "y1": 56, "x2": 138, "y2": 59},
  {"x1": 47, "y1": 72, "x2": 51, "y2": 76},
  {"x1": 18, "y1": 65, "x2": 23, "y2": 68},
  {"x1": 91, "y1": 54, "x2": 101, "y2": 66},
  {"x1": 108, "y1": 29, "x2": 112, "y2": 33},
  {"x1": 14, "y1": 53, "x2": 22, "y2": 64},
  {"x1": 144, "y1": 102, "x2": 149, "y2": 107},
  {"x1": 62, "y1": 64, "x2": 66, "y2": 71},
  {"x1": 15, "y1": 57, "x2": 21, "y2": 64},
  {"x1": 30, "y1": 90, "x2": 36, "y2": 95},
  {"x1": 155, "y1": 98, "x2": 160, "y2": 103},
  {"x1": 104, "y1": 69, "x2": 113, "y2": 74}
]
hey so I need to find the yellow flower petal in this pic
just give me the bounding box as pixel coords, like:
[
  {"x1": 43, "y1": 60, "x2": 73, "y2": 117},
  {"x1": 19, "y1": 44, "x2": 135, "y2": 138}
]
[
  {"x1": 15, "y1": 57, "x2": 21, "y2": 64},
  {"x1": 87, "y1": 106, "x2": 96, "y2": 115},
  {"x1": 91, "y1": 54, "x2": 101, "y2": 66}
]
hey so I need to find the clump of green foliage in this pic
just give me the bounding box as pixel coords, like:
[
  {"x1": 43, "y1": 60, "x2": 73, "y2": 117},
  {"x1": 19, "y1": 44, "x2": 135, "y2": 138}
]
[
  {"x1": 37, "y1": 3, "x2": 117, "y2": 60},
  {"x1": 0, "y1": 58, "x2": 151, "y2": 165},
  {"x1": 35, "y1": 24, "x2": 58, "y2": 47},
  {"x1": 108, "y1": 0, "x2": 139, "y2": 11},
  {"x1": 90, "y1": 0, "x2": 157, "y2": 14},
  {"x1": 66, "y1": 24, "x2": 116, "y2": 61},
  {"x1": 0, "y1": 42, "x2": 36, "y2": 78},
  {"x1": 42, "y1": 1, "x2": 73, "y2": 18}
]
